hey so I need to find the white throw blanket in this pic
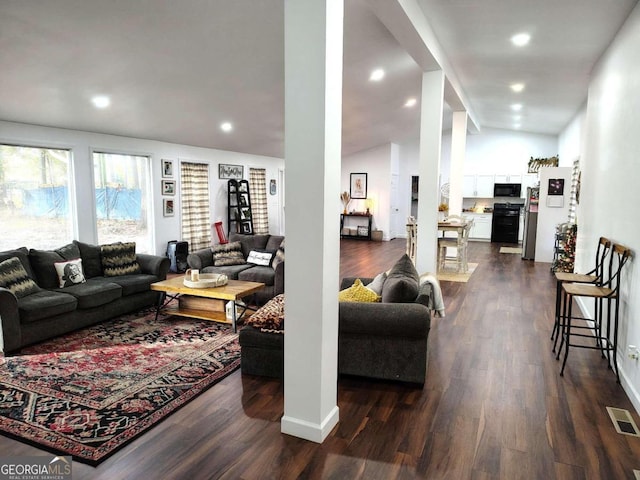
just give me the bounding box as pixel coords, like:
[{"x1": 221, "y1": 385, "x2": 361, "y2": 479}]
[{"x1": 419, "y1": 273, "x2": 445, "y2": 318}]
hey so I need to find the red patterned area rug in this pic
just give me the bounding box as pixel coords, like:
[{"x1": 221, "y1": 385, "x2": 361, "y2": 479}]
[{"x1": 0, "y1": 311, "x2": 240, "y2": 465}]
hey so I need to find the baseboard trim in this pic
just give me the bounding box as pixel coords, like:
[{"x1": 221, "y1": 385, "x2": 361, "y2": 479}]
[
  {"x1": 281, "y1": 406, "x2": 339, "y2": 443},
  {"x1": 575, "y1": 297, "x2": 640, "y2": 417}
]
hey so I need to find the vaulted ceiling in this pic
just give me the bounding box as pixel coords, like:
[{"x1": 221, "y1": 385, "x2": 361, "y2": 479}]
[{"x1": 0, "y1": 0, "x2": 637, "y2": 158}]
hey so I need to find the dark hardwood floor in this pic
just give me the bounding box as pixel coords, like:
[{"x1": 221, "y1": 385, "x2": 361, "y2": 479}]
[{"x1": 2, "y1": 239, "x2": 640, "y2": 479}]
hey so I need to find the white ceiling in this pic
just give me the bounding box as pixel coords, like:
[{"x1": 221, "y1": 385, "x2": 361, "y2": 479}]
[{"x1": 0, "y1": 0, "x2": 637, "y2": 158}]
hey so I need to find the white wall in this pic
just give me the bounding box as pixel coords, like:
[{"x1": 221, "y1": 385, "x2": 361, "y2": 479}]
[
  {"x1": 341, "y1": 144, "x2": 392, "y2": 240},
  {"x1": 0, "y1": 120, "x2": 284, "y2": 255},
  {"x1": 399, "y1": 127, "x2": 558, "y2": 217},
  {"x1": 535, "y1": 167, "x2": 572, "y2": 263},
  {"x1": 558, "y1": 104, "x2": 586, "y2": 166},
  {"x1": 562, "y1": 2, "x2": 640, "y2": 413}
]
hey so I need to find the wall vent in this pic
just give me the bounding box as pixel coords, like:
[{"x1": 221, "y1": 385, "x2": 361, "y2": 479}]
[{"x1": 606, "y1": 407, "x2": 640, "y2": 437}]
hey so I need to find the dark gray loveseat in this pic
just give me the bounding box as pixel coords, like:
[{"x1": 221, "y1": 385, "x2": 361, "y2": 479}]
[
  {"x1": 0, "y1": 241, "x2": 169, "y2": 353},
  {"x1": 239, "y1": 256, "x2": 432, "y2": 385},
  {"x1": 186, "y1": 232, "x2": 284, "y2": 306}
]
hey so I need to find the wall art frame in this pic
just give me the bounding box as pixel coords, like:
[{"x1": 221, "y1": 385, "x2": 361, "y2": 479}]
[
  {"x1": 350, "y1": 172, "x2": 368, "y2": 199},
  {"x1": 219, "y1": 164, "x2": 244, "y2": 180}
]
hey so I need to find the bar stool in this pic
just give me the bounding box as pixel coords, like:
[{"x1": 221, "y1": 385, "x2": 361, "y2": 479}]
[
  {"x1": 552, "y1": 237, "x2": 611, "y2": 353},
  {"x1": 558, "y1": 243, "x2": 632, "y2": 382}
]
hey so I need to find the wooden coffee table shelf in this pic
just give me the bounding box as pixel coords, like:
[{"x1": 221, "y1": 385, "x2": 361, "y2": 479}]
[{"x1": 151, "y1": 277, "x2": 265, "y2": 331}]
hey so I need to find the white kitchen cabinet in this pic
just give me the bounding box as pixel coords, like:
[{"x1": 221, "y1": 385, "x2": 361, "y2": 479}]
[
  {"x1": 466, "y1": 213, "x2": 492, "y2": 240},
  {"x1": 494, "y1": 174, "x2": 522, "y2": 184},
  {"x1": 463, "y1": 174, "x2": 494, "y2": 197}
]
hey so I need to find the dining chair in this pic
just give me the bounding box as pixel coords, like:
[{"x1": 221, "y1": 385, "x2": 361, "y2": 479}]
[
  {"x1": 438, "y1": 217, "x2": 473, "y2": 273},
  {"x1": 558, "y1": 243, "x2": 632, "y2": 382}
]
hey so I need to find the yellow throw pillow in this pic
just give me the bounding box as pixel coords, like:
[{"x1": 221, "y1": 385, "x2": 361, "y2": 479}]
[{"x1": 338, "y1": 278, "x2": 380, "y2": 303}]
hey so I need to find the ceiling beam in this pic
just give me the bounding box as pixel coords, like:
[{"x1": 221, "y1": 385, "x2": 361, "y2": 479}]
[{"x1": 366, "y1": 0, "x2": 480, "y2": 133}]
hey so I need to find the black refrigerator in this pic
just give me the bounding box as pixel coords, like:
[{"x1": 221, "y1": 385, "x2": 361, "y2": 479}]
[{"x1": 522, "y1": 187, "x2": 539, "y2": 260}]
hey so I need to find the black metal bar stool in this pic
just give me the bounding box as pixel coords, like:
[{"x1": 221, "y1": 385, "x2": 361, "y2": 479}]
[
  {"x1": 552, "y1": 237, "x2": 611, "y2": 353},
  {"x1": 559, "y1": 243, "x2": 632, "y2": 382}
]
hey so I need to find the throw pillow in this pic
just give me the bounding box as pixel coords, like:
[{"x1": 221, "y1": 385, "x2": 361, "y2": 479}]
[
  {"x1": 100, "y1": 242, "x2": 141, "y2": 277},
  {"x1": 272, "y1": 239, "x2": 285, "y2": 271},
  {"x1": 338, "y1": 278, "x2": 380, "y2": 303},
  {"x1": 246, "y1": 249, "x2": 275, "y2": 266},
  {"x1": 245, "y1": 293, "x2": 285, "y2": 333},
  {"x1": 54, "y1": 258, "x2": 87, "y2": 288},
  {"x1": 381, "y1": 254, "x2": 419, "y2": 303},
  {"x1": 366, "y1": 272, "x2": 387, "y2": 295},
  {"x1": 29, "y1": 243, "x2": 82, "y2": 289},
  {"x1": 213, "y1": 241, "x2": 245, "y2": 266},
  {"x1": 0, "y1": 256, "x2": 40, "y2": 298}
]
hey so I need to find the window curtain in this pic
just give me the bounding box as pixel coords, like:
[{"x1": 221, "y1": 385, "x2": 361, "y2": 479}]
[
  {"x1": 249, "y1": 168, "x2": 269, "y2": 235},
  {"x1": 180, "y1": 162, "x2": 211, "y2": 251}
]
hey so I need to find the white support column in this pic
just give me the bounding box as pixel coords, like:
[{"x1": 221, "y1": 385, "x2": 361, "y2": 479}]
[
  {"x1": 448, "y1": 111, "x2": 468, "y2": 216},
  {"x1": 281, "y1": 0, "x2": 342, "y2": 443},
  {"x1": 415, "y1": 70, "x2": 445, "y2": 274}
]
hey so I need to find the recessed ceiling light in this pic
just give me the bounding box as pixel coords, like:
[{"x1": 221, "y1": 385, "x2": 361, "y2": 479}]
[
  {"x1": 510, "y1": 83, "x2": 525, "y2": 93},
  {"x1": 220, "y1": 122, "x2": 233, "y2": 133},
  {"x1": 404, "y1": 97, "x2": 417, "y2": 108},
  {"x1": 511, "y1": 103, "x2": 523, "y2": 111},
  {"x1": 514, "y1": 123, "x2": 522, "y2": 129},
  {"x1": 511, "y1": 33, "x2": 531, "y2": 47},
  {"x1": 369, "y1": 68, "x2": 385, "y2": 82},
  {"x1": 91, "y1": 95, "x2": 110, "y2": 109}
]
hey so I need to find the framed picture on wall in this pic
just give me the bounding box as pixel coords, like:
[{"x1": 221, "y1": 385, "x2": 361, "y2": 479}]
[
  {"x1": 350, "y1": 172, "x2": 367, "y2": 199},
  {"x1": 161, "y1": 180, "x2": 175, "y2": 196},
  {"x1": 163, "y1": 198, "x2": 175, "y2": 217},
  {"x1": 161, "y1": 159, "x2": 174, "y2": 178},
  {"x1": 548, "y1": 178, "x2": 565, "y2": 195},
  {"x1": 218, "y1": 164, "x2": 244, "y2": 179}
]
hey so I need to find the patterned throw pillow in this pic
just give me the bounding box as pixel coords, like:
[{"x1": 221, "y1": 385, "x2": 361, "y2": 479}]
[
  {"x1": 338, "y1": 278, "x2": 380, "y2": 303},
  {"x1": 0, "y1": 256, "x2": 40, "y2": 298},
  {"x1": 271, "y1": 239, "x2": 285, "y2": 270},
  {"x1": 213, "y1": 241, "x2": 245, "y2": 266},
  {"x1": 100, "y1": 242, "x2": 141, "y2": 277},
  {"x1": 54, "y1": 258, "x2": 87, "y2": 288},
  {"x1": 245, "y1": 293, "x2": 285, "y2": 333}
]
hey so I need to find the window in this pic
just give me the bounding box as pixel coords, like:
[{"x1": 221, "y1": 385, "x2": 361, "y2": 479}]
[
  {"x1": 181, "y1": 162, "x2": 211, "y2": 251},
  {"x1": 92, "y1": 151, "x2": 152, "y2": 253},
  {"x1": 0, "y1": 144, "x2": 72, "y2": 250}
]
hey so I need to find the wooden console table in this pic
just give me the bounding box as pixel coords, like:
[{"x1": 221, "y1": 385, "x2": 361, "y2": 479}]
[{"x1": 340, "y1": 213, "x2": 372, "y2": 240}]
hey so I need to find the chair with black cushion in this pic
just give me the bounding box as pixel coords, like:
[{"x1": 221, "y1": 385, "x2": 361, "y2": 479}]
[
  {"x1": 558, "y1": 243, "x2": 632, "y2": 382},
  {"x1": 552, "y1": 236, "x2": 611, "y2": 352}
]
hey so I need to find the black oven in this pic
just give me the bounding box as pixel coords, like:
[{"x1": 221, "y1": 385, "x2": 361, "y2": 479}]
[
  {"x1": 491, "y1": 203, "x2": 522, "y2": 243},
  {"x1": 493, "y1": 183, "x2": 522, "y2": 198}
]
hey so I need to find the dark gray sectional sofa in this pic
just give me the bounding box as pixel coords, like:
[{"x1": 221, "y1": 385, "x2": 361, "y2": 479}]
[
  {"x1": 0, "y1": 241, "x2": 169, "y2": 353},
  {"x1": 239, "y1": 260, "x2": 432, "y2": 385},
  {"x1": 187, "y1": 232, "x2": 284, "y2": 306}
]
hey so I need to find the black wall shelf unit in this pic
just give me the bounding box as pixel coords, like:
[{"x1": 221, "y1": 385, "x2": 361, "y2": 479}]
[{"x1": 228, "y1": 179, "x2": 254, "y2": 235}]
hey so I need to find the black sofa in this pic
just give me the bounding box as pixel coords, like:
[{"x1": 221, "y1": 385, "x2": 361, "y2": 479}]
[
  {"x1": 239, "y1": 275, "x2": 431, "y2": 385},
  {"x1": 0, "y1": 241, "x2": 170, "y2": 353},
  {"x1": 186, "y1": 232, "x2": 284, "y2": 305}
]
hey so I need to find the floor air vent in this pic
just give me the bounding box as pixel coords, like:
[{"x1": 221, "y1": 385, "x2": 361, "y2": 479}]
[{"x1": 606, "y1": 407, "x2": 640, "y2": 437}]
